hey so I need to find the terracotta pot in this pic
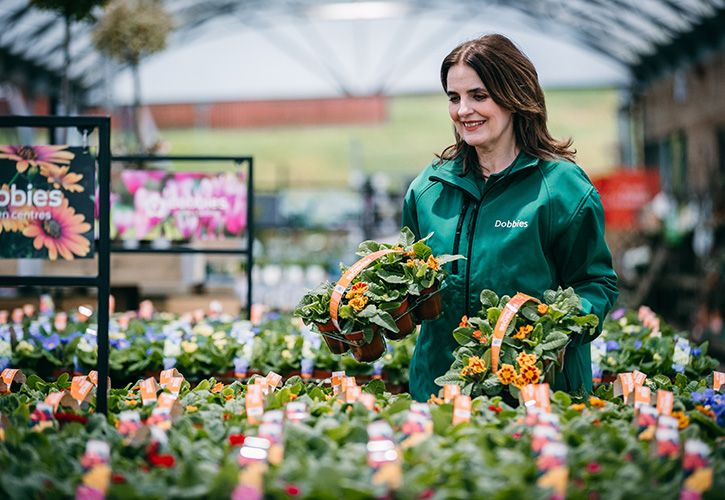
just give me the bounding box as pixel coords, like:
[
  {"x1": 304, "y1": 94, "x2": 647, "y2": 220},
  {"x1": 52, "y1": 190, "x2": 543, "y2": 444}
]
[
  {"x1": 413, "y1": 284, "x2": 442, "y2": 321},
  {"x1": 384, "y1": 298, "x2": 416, "y2": 341},
  {"x1": 315, "y1": 320, "x2": 349, "y2": 354},
  {"x1": 346, "y1": 328, "x2": 386, "y2": 363}
]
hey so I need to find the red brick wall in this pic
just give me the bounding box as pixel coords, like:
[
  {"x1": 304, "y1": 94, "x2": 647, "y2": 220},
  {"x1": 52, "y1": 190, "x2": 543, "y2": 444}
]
[{"x1": 108, "y1": 95, "x2": 388, "y2": 129}]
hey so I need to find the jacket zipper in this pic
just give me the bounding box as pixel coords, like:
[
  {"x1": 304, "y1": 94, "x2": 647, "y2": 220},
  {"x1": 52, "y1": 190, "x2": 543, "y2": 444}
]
[
  {"x1": 463, "y1": 200, "x2": 482, "y2": 316},
  {"x1": 451, "y1": 198, "x2": 471, "y2": 274}
]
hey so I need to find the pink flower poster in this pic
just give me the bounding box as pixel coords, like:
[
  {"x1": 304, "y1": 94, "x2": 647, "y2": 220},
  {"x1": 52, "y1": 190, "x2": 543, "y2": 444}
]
[{"x1": 111, "y1": 170, "x2": 247, "y2": 241}]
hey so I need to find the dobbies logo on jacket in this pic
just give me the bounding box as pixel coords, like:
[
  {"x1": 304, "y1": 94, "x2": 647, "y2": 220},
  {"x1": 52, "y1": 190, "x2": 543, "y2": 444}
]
[{"x1": 494, "y1": 219, "x2": 528, "y2": 228}]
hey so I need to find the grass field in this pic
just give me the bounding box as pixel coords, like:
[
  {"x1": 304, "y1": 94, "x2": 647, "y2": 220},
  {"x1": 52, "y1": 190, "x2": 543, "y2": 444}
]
[{"x1": 161, "y1": 87, "x2": 619, "y2": 191}]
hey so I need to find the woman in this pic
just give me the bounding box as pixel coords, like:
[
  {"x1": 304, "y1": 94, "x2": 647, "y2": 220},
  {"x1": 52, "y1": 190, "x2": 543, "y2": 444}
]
[{"x1": 402, "y1": 34, "x2": 619, "y2": 402}]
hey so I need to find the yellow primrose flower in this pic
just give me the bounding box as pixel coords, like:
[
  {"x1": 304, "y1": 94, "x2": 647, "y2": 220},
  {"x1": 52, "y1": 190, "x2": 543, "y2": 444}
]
[
  {"x1": 16, "y1": 340, "x2": 34, "y2": 353},
  {"x1": 516, "y1": 352, "x2": 538, "y2": 367},
  {"x1": 496, "y1": 364, "x2": 517, "y2": 385},
  {"x1": 213, "y1": 339, "x2": 228, "y2": 350},
  {"x1": 186, "y1": 405, "x2": 198, "y2": 413},
  {"x1": 193, "y1": 324, "x2": 214, "y2": 337},
  {"x1": 349, "y1": 295, "x2": 368, "y2": 311},
  {"x1": 519, "y1": 364, "x2": 541, "y2": 384},
  {"x1": 181, "y1": 340, "x2": 198, "y2": 353},
  {"x1": 461, "y1": 356, "x2": 486, "y2": 378},
  {"x1": 467, "y1": 356, "x2": 486, "y2": 373},
  {"x1": 569, "y1": 403, "x2": 586, "y2": 412},
  {"x1": 513, "y1": 374, "x2": 527, "y2": 389},
  {"x1": 212, "y1": 331, "x2": 226, "y2": 341},
  {"x1": 405, "y1": 259, "x2": 416, "y2": 267},
  {"x1": 281, "y1": 349, "x2": 293, "y2": 360}
]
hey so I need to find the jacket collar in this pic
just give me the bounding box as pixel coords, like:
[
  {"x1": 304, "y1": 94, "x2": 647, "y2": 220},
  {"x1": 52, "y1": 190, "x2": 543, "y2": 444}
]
[{"x1": 429, "y1": 151, "x2": 540, "y2": 200}]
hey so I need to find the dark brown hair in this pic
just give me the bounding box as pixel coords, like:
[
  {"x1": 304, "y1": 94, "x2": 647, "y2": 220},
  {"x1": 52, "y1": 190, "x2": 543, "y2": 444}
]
[{"x1": 437, "y1": 34, "x2": 575, "y2": 173}]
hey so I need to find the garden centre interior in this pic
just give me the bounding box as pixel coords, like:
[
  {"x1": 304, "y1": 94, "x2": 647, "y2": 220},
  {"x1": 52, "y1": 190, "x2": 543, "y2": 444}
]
[{"x1": 0, "y1": 1, "x2": 724, "y2": 498}]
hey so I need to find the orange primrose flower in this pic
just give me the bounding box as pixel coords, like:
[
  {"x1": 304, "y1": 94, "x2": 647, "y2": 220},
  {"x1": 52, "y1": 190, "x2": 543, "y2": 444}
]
[
  {"x1": 426, "y1": 255, "x2": 440, "y2": 271},
  {"x1": 472, "y1": 329, "x2": 487, "y2": 344},
  {"x1": 537, "y1": 304, "x2": 549, "y2": 315},
  {"x1": 427, "y1": 394, "x2": 444, "y2": 405},
  {"x1": 695, "y1": 405, "x2": 715, "y2": 418},
  {"x1": 671, "y1": 411, "x2": 689, "y2": 429},
  {"x1": 459, "y1": 315, "x2": 468, "y2": 328},
  {"x1": 589, "y1": 396, "x2": 606, "y2": 407},
  {"x1": 211, "y1": 382, "x2": 224, "y2": 393},
  {"x1": 345, "y1": 282, "x2": 369, "y2": 299},
  {"x1": 512, "y1": 324, "x2": 534, "y2": 340}
]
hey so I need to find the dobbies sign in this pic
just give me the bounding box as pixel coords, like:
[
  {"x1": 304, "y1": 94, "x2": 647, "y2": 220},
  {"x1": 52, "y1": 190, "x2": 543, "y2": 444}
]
[
  {"x1": 0, "y1": 145, "x2": 95, "y2": 260},
  {"x1": 111, "y1": 170, "x2": 247, "y2": 241}
]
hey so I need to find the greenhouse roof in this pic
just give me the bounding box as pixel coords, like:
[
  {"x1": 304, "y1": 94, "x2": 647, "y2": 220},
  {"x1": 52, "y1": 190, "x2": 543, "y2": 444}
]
[{"x1": 0, "y1": 0, "x2": 723, "y2": 102}]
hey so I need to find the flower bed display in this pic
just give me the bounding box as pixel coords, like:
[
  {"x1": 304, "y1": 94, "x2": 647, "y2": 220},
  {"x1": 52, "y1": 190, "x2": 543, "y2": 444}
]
[
  {"x1": 593, "y1": 306, "x2": 720, "y2": 382},
  {"x1": 0, "y1": 366, "x2": 723, "y2": 499},
  {"x1": 0, "y1": 307, "x2": 415, "y2": 389}
]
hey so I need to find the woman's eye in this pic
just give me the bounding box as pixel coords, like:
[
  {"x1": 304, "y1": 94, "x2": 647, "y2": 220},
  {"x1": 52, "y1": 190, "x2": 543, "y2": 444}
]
[
  {"x1": 474, "y1": 94, "x2": 488, "y2": 101},
  {"x1": 448, "y1": 96, "x2": 460, "y2": 103}
]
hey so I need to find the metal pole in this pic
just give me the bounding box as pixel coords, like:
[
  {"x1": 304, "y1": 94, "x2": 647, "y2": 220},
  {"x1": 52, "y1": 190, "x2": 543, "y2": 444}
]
[
  {"x1": 95, "y1": 117, "x2": 111, "y2": 415},
  {"x1": 246, "y1": 158, "x2": 254, "y2": 321}
]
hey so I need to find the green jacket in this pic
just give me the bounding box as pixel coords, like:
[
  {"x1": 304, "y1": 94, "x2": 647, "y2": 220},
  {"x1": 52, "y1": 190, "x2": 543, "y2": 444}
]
[{"x1": 402, "y1": 151, "x2": 619, "y2": 402}]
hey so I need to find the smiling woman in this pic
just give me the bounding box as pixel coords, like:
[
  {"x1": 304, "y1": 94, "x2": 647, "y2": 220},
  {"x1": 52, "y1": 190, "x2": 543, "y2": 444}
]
[{"x1": 402, "y1": 33, "x2": 619, "y2": 402}]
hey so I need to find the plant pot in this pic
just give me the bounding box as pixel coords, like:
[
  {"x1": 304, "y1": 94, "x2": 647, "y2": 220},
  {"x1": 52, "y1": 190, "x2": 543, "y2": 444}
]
[
  {"x1": 384, "y1": 298, "x2": 416, "y2": 341},
  {"x1": 315, "y1": 320, "x2": 349, "y2": 354},
  {"x1": 346, "y1": 329, "x2": 386, "y2": 363},
  {"x1": 413, "y1": 284, "x2": 442, "y2": 321}
]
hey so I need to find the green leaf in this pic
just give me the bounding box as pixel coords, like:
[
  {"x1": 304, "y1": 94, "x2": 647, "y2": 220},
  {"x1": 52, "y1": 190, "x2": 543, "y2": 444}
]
[
  {"x1": 540, "y1": 332, "x2": 569, "y2": 351},
  {"x1": 366, "y1": 316, "x2": 395, "y2": 336},
  {"x1": 551, "y1": 391, "x2": 572, "y2": 407},
  {"x1": 434, "y1": 371, "x2": 462, "y2": 387},
  {"x1": 399, "y1": 226, "x2": 416, "y2": 246},
  {"x1": 480, "y1": 290, "x2": 499, "y2": 308},
  {"x1": 363, "y1": 379, "x2": 385, "y2": 395}
]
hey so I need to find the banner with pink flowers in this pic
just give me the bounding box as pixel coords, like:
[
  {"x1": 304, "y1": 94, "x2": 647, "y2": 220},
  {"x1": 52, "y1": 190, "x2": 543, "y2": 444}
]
[
  {"x1": 111, "y1": 170, "x2": 247, "y2": 241},
  {"x1": 0, "y1": 145, "x2": 95, "y2": 260}
]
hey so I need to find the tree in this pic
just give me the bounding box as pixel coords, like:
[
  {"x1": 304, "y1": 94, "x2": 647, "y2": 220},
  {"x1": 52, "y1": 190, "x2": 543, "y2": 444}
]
[
  {"x1": 31, "y1": 0, "x2": 107, "y2": 115},
  {"x1": 92, "y1": 0, "x2": 174, "y2": 151}
]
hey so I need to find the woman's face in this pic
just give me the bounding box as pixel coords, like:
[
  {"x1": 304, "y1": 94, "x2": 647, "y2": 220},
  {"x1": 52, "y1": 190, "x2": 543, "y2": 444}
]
[{"x1": 446, "y1": 63, "x2": 515, "y2": 153}]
